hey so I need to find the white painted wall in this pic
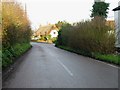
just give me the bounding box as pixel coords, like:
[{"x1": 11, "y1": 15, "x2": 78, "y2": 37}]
[
  {"x1": 50, "y1": 30, "x2": 58, "y2": 38},
  {"x1": 114, "y1": 1, "x2": 120, "y2": 48}
]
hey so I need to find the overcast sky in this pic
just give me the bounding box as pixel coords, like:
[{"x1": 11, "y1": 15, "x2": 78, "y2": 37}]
[{"x1": 18, "y1": 0, "x2": 119, "y2": 30}]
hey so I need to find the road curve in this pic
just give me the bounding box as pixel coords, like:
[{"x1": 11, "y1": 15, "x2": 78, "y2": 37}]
[{"x1": 3, "y1": 42, "x2": 118, "y2": 88}]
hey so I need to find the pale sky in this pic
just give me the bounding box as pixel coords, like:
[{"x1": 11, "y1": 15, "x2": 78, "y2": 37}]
[{"x1": 18, "y1": 0, "x2": 119, "y2": 30}]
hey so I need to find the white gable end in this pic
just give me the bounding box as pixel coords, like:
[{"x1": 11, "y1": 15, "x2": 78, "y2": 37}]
[{"x1": 50, "y1": 30, "x2": 58, "y2": 38}]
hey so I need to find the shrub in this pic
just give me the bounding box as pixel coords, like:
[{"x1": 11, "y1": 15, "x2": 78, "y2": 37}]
[
  {"x1": 2, "y1": 1, "x2": 31, "y2": 48},
  {"x1": 2, "y1": 43, "x2": 31, "y2": 69},
  {"x1": 56, "y1": 17, "x2": 115, "y2": 54},
  {"x1": 2, "y1": 1, "x2": 32, "y2": 69}
]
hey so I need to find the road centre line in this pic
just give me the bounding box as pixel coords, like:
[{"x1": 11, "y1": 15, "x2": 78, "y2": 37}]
[
  {"x1": 37, "y1": 43, "x2": 118, "y2": 74},
  {"x1": 57, "y1": 59, "x2": 73, "y2": 76},
  {"x1": 39, "y1": 44, "x2": 74, "y2": 77}
]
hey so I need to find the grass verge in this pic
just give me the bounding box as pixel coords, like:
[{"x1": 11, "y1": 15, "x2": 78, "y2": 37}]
[
  {"x1": 57, "y1": 45, "x2": 120, "y2": 66},
  {"x1": 2, "y1": 43, "x2": 32, "y2": 70}
]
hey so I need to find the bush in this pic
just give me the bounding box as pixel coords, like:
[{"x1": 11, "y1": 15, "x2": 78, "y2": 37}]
[
  {"x1": 56, "y1": 17, "x2": 115, "y2": 54},
  {"x1": 2, "y1": 1, "x2": 31, "y2": 48},
  {"x1": 56, "y1": 17, "x2": 119, "y2": 64},
  {"x1": 2, "y1": 1, "x2": 32, "y2": 69},
  {"x1": 2, "y1": 43, "x2": 31, "y2": 69}
]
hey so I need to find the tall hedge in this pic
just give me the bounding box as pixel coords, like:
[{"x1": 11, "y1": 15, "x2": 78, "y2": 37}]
[
  {"x1": 56, "y1": 17, "x2": 115, "y2": 54},
  {"x1": 2, "y1": 1, "x2": 31, "y2": 48},
  {"x1": 2, "y1": 1, "x2": 32, "y2": 69}
]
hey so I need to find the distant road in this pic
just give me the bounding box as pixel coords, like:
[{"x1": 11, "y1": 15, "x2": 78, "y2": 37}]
[{"x1": 3, "y1": 42, "x2": 118, "y2": 88}]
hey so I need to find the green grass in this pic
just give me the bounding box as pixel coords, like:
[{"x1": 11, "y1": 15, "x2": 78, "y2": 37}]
[
  {"x1": 94, "y1": 53, "x2": 120, "y2": 65},
  {"x1": 13, "y1": 43, "x2": 31, "y2": 57},
  {"x1": 2, "y1": 43, "x2": 32, "y2": 69},
  {"x1": 57, "y1": 45, "x2": 120, "y2": 65}
]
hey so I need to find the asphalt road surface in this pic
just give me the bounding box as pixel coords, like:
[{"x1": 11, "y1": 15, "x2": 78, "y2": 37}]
[{"x1": 3, "y1": 42, "x2": 119, "y2": 88}]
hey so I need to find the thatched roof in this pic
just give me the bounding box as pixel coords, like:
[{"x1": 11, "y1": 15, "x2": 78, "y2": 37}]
[{"x1": 35, "y1": 24, "x2": 58, "y2": 36}]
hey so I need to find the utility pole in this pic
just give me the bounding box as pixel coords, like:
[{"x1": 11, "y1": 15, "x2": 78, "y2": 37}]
[{"x1": 25, "y1": 3, "x2": 27, "y2": 16}]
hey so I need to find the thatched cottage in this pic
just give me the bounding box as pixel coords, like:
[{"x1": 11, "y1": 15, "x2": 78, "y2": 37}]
[{"x1": 34, "y1": 24, "x2": 59, "y2": 39}]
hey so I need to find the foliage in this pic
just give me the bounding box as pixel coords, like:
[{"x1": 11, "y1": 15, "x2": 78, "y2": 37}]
[
  {"x1": 2, "y1": 43, "x2": 31, "y2": 69},
  {"x1": 51, "y1": 37, "x2": 57, "y2": 43},
  {"x1": 35, "y1": 35, "x2": 57, "y2": 43},
  {"x1": 56, "y1": 17, "x2": 115, "y2": 54},
  {"x1": 57, "y1": 45, "x2": 119, "y2": 65},
  {"x1": 2, "y1": 1, "x2": 32, "y2": 69},
  {"x1": 39, "y1": 35, "x2": 51, "y2": 41},
  {"x1": 2, "y1": 1, "x2": 31, "y2": 48},
  {"x1": 91, "y1": 2, "x2": 109, "y2": 18},
  {"x1": 55, "y1": 21, "x2": 69, "y2": 30},
  {"x1": 94, "y1": 53, "x2": 120, "y2": 65},
  {"x1": 46, "y1": 35, "x2": 51, "y2": 40},
  {"x1": 55, "y1": 22, "x2": 72, "y2": 46}
]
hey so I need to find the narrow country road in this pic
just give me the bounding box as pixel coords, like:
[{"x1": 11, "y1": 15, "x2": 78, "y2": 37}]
[{"x1": 3, "y1": 42, "x2": 118, "y2": 88}]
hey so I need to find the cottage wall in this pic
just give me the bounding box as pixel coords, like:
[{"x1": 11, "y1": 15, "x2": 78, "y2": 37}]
[{"x1": 50, "y1": 30, "x2": 58, "y2": 38}]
